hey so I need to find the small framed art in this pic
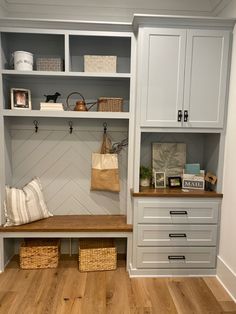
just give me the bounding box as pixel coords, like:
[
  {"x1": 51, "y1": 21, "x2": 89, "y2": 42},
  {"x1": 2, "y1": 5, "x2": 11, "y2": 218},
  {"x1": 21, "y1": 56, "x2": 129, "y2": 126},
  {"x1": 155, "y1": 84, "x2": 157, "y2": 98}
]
[
  {"x1": 154, "y1": 172, "x2": 166, "y2": 188},
  {"x1": 11, "y1": 88, "x2": 31, "y2": 110},
  {"x1": 168, "y1": 176, "x2": 182, "y2": 188}
]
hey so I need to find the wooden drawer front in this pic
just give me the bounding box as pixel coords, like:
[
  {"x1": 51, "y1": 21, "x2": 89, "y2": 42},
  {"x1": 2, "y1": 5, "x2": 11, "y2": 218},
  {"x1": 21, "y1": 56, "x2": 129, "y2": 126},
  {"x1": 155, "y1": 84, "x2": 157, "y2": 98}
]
[
  {"x1": 137, "y1": 225, "x2": 217, "y2": 246},
  {"x1": 137, "y1": 201, "x2": 219, "y2": 224},
  {"x1": 137, "y1": 247, "x2": 216, "y2": 269}
]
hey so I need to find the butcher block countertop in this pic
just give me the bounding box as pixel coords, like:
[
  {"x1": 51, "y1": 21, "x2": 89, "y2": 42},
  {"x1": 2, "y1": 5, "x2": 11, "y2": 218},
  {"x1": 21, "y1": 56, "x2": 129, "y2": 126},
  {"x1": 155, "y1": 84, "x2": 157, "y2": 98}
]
[{"x1": 132, "y1": 187, "x2": 223, "y2": 198}]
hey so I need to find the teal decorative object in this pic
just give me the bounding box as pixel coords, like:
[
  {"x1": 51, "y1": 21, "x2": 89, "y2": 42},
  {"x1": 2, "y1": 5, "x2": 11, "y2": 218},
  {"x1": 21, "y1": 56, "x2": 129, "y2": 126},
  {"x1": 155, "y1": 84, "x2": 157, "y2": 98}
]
[{"x1": 184, "y1": 163, "x2": 201, "y2": 174}]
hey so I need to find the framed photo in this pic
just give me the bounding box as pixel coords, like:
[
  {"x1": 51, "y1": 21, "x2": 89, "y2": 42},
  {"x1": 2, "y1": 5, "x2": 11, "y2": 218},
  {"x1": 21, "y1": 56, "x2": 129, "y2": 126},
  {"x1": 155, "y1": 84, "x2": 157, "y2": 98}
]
[
  {"x1": 168, "y1": 176, "x2": 182, "y2": 188},
  {"x1": 11, "y1": 88, "x2": 31, "y2": 110},
  {"x1": 154, "y1": 172, "x2": 166, "y2": 188}
]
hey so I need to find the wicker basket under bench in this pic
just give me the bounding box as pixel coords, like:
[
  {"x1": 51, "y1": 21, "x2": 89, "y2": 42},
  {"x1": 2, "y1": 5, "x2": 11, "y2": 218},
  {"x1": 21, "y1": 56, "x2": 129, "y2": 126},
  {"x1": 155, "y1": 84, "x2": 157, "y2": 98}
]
[
  {"x1": 20, "y1": 239, "x2": 60, "y2": 269},
  {"x1": 78, "y1": 238, "x2": 117, "y2": 272}
]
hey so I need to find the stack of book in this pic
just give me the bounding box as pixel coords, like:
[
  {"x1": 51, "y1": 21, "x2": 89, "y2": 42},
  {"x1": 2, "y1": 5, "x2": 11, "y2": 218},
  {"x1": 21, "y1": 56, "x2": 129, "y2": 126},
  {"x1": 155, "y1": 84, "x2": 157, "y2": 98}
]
[{"x1": 40, "y1": 102, "x2": 64, "y2": 111}]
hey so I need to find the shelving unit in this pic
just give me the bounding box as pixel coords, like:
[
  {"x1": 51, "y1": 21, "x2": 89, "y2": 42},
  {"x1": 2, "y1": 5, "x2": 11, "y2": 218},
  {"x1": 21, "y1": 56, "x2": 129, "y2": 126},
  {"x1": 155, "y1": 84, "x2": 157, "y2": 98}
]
[{"x1": 0, "y1": 23, "x2": 136, "y2": 270}]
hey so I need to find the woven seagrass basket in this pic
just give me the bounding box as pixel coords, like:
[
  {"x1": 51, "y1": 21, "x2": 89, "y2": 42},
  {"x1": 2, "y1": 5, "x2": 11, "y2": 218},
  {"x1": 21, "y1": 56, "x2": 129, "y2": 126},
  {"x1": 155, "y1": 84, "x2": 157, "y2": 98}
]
[
  {"x1": 97, "y1": 97, "x2": 123, "y2": 112},
  {"x1": 20, "y1": 239, "x2": 60, "y2": 269},
  {"x1": 78, "y1": 238, "x2": 117, "y2": 272}
]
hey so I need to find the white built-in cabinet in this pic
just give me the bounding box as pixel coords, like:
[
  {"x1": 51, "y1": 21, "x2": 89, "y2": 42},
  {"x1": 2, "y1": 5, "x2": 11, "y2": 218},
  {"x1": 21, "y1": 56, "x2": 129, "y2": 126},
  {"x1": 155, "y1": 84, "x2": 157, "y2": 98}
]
[
  {"x1": 131, "y1": 16, "x2": 234, "y2": 276},
  {"x1": 139, "y1": 27, "x2": 230, "y2": 128}
]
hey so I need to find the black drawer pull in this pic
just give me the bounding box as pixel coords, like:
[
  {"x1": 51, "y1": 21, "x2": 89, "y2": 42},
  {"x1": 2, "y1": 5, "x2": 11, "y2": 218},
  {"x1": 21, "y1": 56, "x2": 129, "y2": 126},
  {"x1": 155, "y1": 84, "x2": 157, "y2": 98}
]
[
  {"x1": 168, "y1": 255, "x2": 186, "y2": 260},
  {"x1": 169, "y1": 233, "x2": 187, "y2": 238},
  {"x1": 170, "y1": 210, "x2": 188, "y2": 215}
]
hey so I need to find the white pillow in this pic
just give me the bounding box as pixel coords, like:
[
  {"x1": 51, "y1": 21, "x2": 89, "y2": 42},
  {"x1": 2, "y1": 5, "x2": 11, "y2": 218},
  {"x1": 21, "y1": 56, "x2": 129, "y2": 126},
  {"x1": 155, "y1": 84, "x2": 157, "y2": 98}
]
[{"x1": 4, "y1": 177, "x2": 52, "y2": 227}]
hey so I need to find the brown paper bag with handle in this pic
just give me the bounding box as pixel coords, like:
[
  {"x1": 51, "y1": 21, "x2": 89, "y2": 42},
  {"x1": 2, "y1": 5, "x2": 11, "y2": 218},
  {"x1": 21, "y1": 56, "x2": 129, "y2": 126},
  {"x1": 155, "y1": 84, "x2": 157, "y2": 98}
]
[{"x1": 91, "y1": 133, "x2": 120, "y2": 192}]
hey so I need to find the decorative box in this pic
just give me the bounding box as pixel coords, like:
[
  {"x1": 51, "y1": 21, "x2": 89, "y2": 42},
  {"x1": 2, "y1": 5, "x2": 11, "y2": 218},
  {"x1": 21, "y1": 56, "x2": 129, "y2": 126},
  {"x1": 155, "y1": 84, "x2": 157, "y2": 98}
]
[
  {"x1": 20, "y1": 239, "x2": 60, "y2": 269},
  {"x1": 78, "y1": 238, "x2": 117, "y2": 272},
  {"x1": 84, "y1": 55, "x2": 117, "y2": 73},
  {"x1": 36, "y1": 58, "x2": 63, "y2": 71},
  {"x1": 182, "y1": 170, "x2": 205, "y2": 190}
]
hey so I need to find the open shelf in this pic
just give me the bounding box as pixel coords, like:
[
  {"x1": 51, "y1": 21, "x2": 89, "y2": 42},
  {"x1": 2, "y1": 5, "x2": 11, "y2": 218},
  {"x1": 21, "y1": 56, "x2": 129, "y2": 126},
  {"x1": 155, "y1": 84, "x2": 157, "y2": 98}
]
[
  {"x1": 1, "y1": 69, "x2": 131, "y2": 79},
  {"x1": 3, "y1": 109, "x2": 130, "y2": 119}
]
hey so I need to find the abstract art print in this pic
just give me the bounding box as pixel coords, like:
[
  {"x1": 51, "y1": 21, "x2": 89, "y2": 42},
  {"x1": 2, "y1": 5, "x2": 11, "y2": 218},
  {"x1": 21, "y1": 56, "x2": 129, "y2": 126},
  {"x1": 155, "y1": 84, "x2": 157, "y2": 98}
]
[{"x1": 152, "y1": 143, "x2": 186, "y2": 179}]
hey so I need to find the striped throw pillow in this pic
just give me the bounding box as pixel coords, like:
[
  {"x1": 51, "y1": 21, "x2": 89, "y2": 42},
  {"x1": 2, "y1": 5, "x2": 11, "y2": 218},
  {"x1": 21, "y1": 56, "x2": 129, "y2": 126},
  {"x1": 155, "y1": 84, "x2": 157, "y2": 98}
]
[{"x1": 4, "y1": 177, "x2": 52, "y2": 226}]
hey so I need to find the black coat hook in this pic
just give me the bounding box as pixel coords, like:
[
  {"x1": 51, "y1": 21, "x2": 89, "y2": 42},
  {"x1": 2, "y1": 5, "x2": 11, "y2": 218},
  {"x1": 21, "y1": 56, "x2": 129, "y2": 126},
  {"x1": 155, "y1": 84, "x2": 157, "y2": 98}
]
[
  {"x1": 33, "y1": 120, "x2": 39, "y2": 133},
  {"x1": 103, "y1": 122, "x2": 107, "y2": 134},
  {"x1": 69, "y1": 121, "x2": 73, "y2": 134}
]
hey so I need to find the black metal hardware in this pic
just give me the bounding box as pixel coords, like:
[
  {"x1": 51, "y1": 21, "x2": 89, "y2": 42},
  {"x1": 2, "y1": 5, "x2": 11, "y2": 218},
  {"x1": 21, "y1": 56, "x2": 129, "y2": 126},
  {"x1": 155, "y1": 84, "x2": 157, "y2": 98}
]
[
  {"x1": 169, "y1": 210, "x2": 188, "y2": 215},
  {"x1": 169, "y1": 233, "x2": 187, "y2": 238},
  {"x1": 103, "y1": 122, "x2": 107, "y2": 134},
  {"x1": 184, "y1": 110, "x2": 188, "y2": 122},
  {"x1": 33, "y1": 120, "x2": 39, "y2": 133},
  {"x1": 168, "y1": 255, "x2": 186, "y2": 260},
  {"x1": 177, "y1": 110, "x2": 183, "y2": 122},
  {"x1": 69, "y1": 121, "x2": 73, "y2": 134}
]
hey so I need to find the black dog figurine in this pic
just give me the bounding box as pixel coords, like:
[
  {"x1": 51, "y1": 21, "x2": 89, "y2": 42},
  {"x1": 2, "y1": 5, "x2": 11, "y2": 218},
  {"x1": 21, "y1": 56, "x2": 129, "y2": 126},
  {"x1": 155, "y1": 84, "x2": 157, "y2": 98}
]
[{"x1": 44, "y1": 92, "x2": 61, "y2": 103}]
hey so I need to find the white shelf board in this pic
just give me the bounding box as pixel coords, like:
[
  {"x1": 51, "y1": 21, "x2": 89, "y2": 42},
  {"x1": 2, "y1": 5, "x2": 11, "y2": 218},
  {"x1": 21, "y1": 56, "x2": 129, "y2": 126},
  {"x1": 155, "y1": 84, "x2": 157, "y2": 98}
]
[
  {"x1": 3, "y1": 109, "x2": 130, "y2": 119},
  {"x1": 1, "y1": 70, "x2": 131, "y2": 79}
]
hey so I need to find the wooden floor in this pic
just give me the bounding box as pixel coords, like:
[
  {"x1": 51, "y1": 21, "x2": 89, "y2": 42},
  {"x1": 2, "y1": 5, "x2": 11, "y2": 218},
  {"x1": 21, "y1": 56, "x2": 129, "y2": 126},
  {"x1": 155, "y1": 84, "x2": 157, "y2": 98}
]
[{"x1": 0, "y1": 257, "x2": 236, "y2": 314}]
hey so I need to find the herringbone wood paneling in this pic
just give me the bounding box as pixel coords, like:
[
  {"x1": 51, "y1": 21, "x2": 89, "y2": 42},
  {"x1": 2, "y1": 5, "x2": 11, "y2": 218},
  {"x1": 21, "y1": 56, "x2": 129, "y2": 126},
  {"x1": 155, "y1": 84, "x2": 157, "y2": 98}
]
[{"x1": 11, "y1": 128, "x2": 128, "y2": 215}]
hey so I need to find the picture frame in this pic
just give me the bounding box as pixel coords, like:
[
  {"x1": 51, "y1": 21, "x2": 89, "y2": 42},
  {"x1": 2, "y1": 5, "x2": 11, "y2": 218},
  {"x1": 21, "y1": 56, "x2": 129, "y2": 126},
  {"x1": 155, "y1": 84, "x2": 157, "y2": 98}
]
[
  {"x1": 11, "y1": 88, "x2": 31, "y2": 110},
  {"x1": 168, "y1": 176, "x2": 182, "y2": 188},
  {"x1": 154, "y1": 172, "x2": 166, "y2": 188}
]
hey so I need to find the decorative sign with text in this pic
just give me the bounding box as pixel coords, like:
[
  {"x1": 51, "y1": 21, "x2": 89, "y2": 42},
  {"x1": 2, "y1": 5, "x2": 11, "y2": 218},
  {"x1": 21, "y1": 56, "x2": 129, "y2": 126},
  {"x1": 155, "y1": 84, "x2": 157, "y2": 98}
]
[{"x1": 182, "y1": 170, "x2": 205, "y2": 190}]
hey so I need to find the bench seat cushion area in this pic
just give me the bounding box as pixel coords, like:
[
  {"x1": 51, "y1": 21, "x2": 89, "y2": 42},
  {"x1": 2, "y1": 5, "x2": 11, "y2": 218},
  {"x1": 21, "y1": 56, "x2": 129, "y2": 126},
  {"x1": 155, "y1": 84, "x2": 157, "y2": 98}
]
[{"x1": 0, "y1": 215, "x2": 133, "y2": 233}]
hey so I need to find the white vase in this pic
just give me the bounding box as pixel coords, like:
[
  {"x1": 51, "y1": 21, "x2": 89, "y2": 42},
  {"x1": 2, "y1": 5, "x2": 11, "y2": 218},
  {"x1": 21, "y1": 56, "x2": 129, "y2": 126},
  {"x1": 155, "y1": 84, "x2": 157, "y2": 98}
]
[{"x1": 140, "y1": 178, "x2": 150, "y2": 187}]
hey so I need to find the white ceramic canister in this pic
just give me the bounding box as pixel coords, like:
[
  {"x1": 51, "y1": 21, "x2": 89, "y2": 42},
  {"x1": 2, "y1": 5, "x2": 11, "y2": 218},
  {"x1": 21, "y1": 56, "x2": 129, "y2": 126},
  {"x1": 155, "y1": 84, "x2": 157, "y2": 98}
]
[{"x1": 13, "y1": 51, "x2": 33, "y2": 71}]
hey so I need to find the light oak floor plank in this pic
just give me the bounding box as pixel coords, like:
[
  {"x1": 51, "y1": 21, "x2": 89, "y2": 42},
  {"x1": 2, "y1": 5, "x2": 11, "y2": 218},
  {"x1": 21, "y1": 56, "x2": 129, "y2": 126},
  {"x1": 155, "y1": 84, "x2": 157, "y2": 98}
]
[{"x1": 0, "y1": 256, "x2": 235, "y2": 314}]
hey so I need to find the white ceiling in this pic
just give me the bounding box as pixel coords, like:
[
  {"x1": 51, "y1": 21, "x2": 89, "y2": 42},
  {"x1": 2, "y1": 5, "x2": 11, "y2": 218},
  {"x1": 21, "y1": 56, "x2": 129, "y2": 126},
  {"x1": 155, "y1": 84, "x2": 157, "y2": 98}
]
[{"x1": 0, "y1": 0, "x2": 232, "y2": 21}]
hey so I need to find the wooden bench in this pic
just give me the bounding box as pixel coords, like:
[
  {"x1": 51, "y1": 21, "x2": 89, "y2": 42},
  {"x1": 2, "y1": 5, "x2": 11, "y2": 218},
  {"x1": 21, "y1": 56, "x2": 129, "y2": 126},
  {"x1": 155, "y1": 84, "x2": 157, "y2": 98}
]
[{"x1": 0, "y1": 215, "x2": 133, "y2": 272}]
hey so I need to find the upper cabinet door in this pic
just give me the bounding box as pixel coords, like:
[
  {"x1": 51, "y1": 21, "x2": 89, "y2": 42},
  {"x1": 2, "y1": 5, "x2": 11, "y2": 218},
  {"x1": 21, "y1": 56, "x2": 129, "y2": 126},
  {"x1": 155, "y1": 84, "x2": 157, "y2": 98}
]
[
  {"x1": 183, "y1": 29, "x2": 230, "y2": 128},
  {"x1": 139, "y1": 28, "x2": 186, "y2": 127}
]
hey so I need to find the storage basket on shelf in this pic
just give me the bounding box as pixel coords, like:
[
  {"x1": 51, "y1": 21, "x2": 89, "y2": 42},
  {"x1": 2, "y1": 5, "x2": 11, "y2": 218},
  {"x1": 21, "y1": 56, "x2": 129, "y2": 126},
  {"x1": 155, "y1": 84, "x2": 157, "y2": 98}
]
[
  {"x1": 84, "y1": 55, "x2": 117, "y2": 73},
  {"x1": 97, "y1": 97, "x2": 123, "y2": 112},
  {"x1": 78, "y1": 238, "x2": 117, "y2": 272},
  {"x1": 20, "y1": 239, "x2": 60, "y2": 269},
  {"x1": 36, "y1": 58, "x2": 63, "y2": 71}
]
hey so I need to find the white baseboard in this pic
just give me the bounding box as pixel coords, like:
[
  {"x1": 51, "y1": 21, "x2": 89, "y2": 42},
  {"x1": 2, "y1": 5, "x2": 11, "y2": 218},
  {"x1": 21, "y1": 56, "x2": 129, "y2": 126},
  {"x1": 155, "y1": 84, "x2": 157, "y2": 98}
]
[
  {"x1": 128, "y1": 264, "x2": 216, "y2": 277},
  {"x1": 217, "y1": 256, "x2": 236, "y2": 302}
]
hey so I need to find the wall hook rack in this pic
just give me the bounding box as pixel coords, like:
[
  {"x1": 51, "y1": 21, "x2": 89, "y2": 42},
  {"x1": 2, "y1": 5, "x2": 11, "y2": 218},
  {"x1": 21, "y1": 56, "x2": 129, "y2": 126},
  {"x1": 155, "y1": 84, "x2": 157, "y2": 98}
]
[
  {"x1": 69, "y1": 121, "x2": 73, "y2": 134},
  {"x1": 33, "y1": 120, "x2": 39, "y2": 133}
]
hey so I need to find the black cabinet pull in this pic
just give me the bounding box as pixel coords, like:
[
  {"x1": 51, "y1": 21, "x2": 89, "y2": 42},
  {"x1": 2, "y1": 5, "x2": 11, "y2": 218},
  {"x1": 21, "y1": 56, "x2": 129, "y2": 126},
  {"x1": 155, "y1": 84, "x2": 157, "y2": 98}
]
[
  {"x1": 177, "y1": 110, "x2": 183, "y2": 122},
  {"x1": 169, "y1": 210, "x2": 188, "y2": 215},
  {"x1": 169, "y1": 233, "x2": 187, "y2": 238},
  {"x1": 168, "y1": 255, "x2": 186, "y2": 260},
  {"x1": 184, "y1": 110, "x2": 188, "y2": 122}
]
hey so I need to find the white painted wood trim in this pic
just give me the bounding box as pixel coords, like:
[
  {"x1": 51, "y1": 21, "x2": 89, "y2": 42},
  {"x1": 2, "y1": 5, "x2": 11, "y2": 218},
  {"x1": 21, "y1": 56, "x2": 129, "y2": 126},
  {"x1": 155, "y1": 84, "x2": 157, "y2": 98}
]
[
  {"x1": 132, "y1": 14, "x2": 236, "y2": 31},
  {"x1": 3, "y1": 109, "x2": 130, "y2": 119},
  {"x1": 129, "y1": 264, "x2": 216, "y2": 277},
  {"x1": 64, "y1": 32, "x2": 70, "y2": 72},
  {"x1": 217, "y1": 256, "x2": 236, "y2": 301},
  {"x1": 1, "y1": 69, "x2": 131, "y2": 78},
  {"x1": 1, "y1": 232, "x2": 131, "y2": 238},
  {"x1": 126, "y1": 33, "x2": 136, "y2": 224}
]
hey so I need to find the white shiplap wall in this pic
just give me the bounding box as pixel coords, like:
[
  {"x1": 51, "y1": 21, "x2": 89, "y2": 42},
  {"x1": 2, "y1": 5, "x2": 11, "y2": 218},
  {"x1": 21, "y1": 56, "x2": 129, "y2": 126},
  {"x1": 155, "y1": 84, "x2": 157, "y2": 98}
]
[{"x1": 9, "y1": 119, "x2": 128, "y2": 215}]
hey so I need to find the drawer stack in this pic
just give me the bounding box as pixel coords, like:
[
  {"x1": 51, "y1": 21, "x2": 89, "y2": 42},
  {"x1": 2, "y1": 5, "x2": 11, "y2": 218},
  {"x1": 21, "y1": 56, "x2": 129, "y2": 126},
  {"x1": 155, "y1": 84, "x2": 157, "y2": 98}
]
[{"x1": 133, "y1": 198, "x2": 220, "y2": 272}]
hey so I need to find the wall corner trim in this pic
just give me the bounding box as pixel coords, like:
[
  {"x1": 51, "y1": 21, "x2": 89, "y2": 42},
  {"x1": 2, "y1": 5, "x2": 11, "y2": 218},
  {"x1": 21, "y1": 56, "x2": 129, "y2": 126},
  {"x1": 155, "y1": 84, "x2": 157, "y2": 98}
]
[{"x1": 216, "y1": 255, "x2": 236, "y2": 302}]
